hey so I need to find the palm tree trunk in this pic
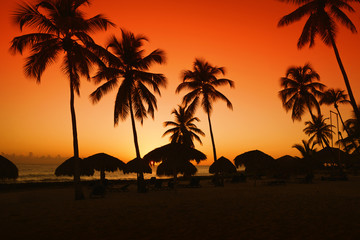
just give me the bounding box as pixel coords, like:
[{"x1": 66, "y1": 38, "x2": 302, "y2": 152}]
[
  {"x1": 330, "y1": 36, "x2": 360, "y2": 124},
  {"x1": 70, "y1": 79, "x2": 84, "y2": 200},
  {"x1": 128, "y1": 97, "x2": 145, "y2": 192},
  {"x1": 207, "y1": 112, "x2": 217, "y2": 162}
]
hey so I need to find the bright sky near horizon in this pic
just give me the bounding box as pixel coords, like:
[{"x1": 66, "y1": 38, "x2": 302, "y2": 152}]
[{"x1": 1, "y1": 0, "x2": 360, "y2": 165}]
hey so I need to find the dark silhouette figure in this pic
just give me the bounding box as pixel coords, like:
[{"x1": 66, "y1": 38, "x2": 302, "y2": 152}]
[
  {"x1": 278, "y1": 0, "x2": 360, "y2": 123},
  {"x1": 90, "y1": 29, "x2": 166, "y2": 192},
  {"x1": 176, "y1": 59, "x2": 234, "y2": 162},
  {"x1": 163, "y1": 104, "x2": 205, "y2": 148},
  {"x1": 279, "y1": 64, "x2": 325, "y2": 121},
  {"x1": 10, "y1": 0, "x2": 114, "y2": 200}
]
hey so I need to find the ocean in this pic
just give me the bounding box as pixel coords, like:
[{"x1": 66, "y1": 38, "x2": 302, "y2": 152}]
[{"x1": 3, "y1": 164, "x2": 213, "y2": 183}]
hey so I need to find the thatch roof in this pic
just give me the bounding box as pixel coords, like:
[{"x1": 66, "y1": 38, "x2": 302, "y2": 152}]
[
  {"x1": 83, "y1": 153, "x2": 126, "y2": 172},
  {"x1": 55, "y1": 157, "x2": 94, "y2": 177},
  {"x1": 234, "y1": 150, "x2": 275, "y2": 175},
  {"x1": 124, "y1": 158, "x2": 152, "y2": 174},
  {"x1": 156, "y1": 161, "x2": 197, "y2": 177},
  {"x1": 143, "y1": 143, "x2": 207, "y2": 164},
  {"x1": 314, "y1": 147, "x2": 351, "y2": 166},
  {"x1": 209, "y1": 156, "x2": 237, "y2": 174},
  {"x1": 0, "y1": 155, "x2": 18, "y2": 179}
]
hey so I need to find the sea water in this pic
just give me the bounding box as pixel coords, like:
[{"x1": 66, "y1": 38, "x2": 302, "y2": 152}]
[{"x1": 3, "y1": 164, "x2": 212, "y2": 183}]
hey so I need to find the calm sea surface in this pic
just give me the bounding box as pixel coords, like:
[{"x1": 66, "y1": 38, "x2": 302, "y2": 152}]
[{"x1": 3, "y1": 164, "x2": 212, "y2": 183}]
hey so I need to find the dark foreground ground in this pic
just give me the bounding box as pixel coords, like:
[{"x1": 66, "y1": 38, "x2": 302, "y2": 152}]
[{"x1": 1, "y1": 176, "x2": 360, "y2": 240}]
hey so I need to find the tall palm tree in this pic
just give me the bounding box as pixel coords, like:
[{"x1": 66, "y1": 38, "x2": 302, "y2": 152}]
[
  {"x1": 341, "y1": 106, "x2": 360, "y2": 153},
  {"x1": 90, "y1": 29, "x2": 166, "y2": 189},
  {"x1": 163, "y1": 104, "x2": 205, "y2": 148},
  {"x1": 10, "y1": 0, "x2": 114, "y2": 200},
  {"x1": 278, "y1": 0, "x2": 360, "y2": 123},
  {"x1": 279, "y1": 64, "x2": 325, "y2": 121},
  {"x1": 176, "y1": 58, "x2": 234, "y2": 162},
  {"x1": 304, "y1": 114, "x2": 334, "y2": 148}
]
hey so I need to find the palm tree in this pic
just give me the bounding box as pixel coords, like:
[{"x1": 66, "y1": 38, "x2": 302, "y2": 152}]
[
  {"x1": 304, "y1": 114, "x2": 334, "y2": 148},
  {"x1": 279, "y1": 64, "x2": 325, "y2": 121},
  {"x1": 163, "y1": 105, "x2": 205, "y2": 148},
  {"x1": 90, "y1": 29, "x2": 166, "y2": 189},
  {"x1": 10, "y1": 0, "x2": 114, "y2": 200},
  {"x1": 341, "y1": 106, "x2": 360, "y2": 153},
  {"x1": 176, "y1": 58, "x2": 234, "y2": 162},
  {"x1": 293, "y1": 139, "x2": 317, "y2": 159},
  {"x1": 278, "y1": 0, "x2": 360, "y2": 123}
]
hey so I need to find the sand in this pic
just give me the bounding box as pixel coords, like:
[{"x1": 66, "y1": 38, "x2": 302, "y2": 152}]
[{"x1": 1, "y1": 177, "x2": 360, "y2": 240}]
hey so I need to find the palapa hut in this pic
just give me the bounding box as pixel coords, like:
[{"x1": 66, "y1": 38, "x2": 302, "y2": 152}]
[
  {"x1": 234, "y1": 150, "x2": 275, "y2": 185},
  {"x1": 55, "y1": 157, "x2": 94, "y2": 177},
  {"x1": 209, "y1": 156, "x2": 237, "y2": 186},
  {"x1": 273, "y1": 155, "x2": 303, "y2": 178},
  {"x1": 123, "y1": 158, "x2": 152, "y2": 193},
  {"x1": 143, "y1": 143, "x2": 206, "y2": 186},
  {"x1": 0, "y1": 155, "x2": 18, "y2": 180},
  {"x1": 314, "y1": 147, "x2": 350, "y2": 168},
  {"x1": 83, "y1": 153, "x2": 126, "y2": 184},
  {"x1": 156, "y1": 161, "x2": 197, "y2": 177}
]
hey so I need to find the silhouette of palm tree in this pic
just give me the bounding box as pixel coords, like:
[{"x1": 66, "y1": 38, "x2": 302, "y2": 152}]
[
  {"x1": 320, "y1": 88, "x2": 351, "y2": 134},
  {"x1": 293, "y1": 139, "x2": 317, "y2": 160},
  {"x1": 163, "y1": 104, "x2": 205, "y2": 148},
  {"x1": 304, "y1": 115, "x2": 334, "y2": 148},
  {"x1": 10, "y1": 0, "x2": 114, "y2": 200},
  {"x1": 341, "y1": 106, "x2": 360, "y2": 152},
  {"x1": 278, "y1": 0, "x2": 360, "y2": 123},
  {"x1": 176, "y1": 58, "x2": 234, "y2": 162},
  {"x1": 279, "y1": 64, "x2": 325, "y2": 121},
  {"x1": 90, "y1": 29, "x2": 166, "y2": 189}
]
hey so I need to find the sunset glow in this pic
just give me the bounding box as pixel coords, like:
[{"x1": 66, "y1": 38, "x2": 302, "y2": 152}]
[{"x1": 1, "y1": 0, "x2": 360, "y2": 164}]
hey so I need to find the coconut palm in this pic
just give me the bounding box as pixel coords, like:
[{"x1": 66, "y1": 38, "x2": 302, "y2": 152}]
[
  {"x1": 162, "y1": 104, "x2": 205, "y2": 148},
  {"x1": 304, "y1": 114, "x2": 334, "y2": 148},
  {"x1": 341, "y1": 106, "x2": 360, "y2": 153},
  {"x1": 176, "y1": 58, "x2": 234, "y2": 162},
  {"x1": 10, "y1": 0, "x2": 114, "y2": 200},
  {"x1": 278, "y1": 0, "x2": 360, "y2": 123},
  {"x1": 320, "y1": 88, "x2": 350, "y2": 133},
  {"x1": 90, "y1": 29, "x2": 166, "y2": 190},
  {"x1": 279, "y1": 64, "x2": 325, "y2": 121},
  {"x1": 292, "y1": 139, "x2": 317, "y2": 160}
]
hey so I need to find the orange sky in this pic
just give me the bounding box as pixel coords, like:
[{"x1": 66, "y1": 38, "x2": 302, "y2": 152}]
[{"x1": 1, "y1": 0, "x2": 360, "y2": 164}]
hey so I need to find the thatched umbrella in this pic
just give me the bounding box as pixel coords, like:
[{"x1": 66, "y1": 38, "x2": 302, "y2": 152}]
[
  {"x1": 55, "y1": 157, "x2": 94, "y2": 177},
  {"x1": 156, "y1": 161, "x2": 197, "y2": 177},
  {"x1": 274, "y1": 155, "x2": 302, "y2": 178},
  {"x1": 124, "y1": 158, "x2": 152, "y2": 175},
  {"x1": 314, "y1": 147, "x2": 350, "y2": 168},
  {"x1": 0, "y1": 155, "x2": 18, "y2": 180},
  {"x1": 83, "y1": 153, "x2": 126, "y2": 183},
  {"x1": 209, "y1": 156, "x2": 237, "y2": 186},
  {"x1": 143, "y1": 143, "x2": 206, "y2": 185},
  {"x1": 234, "y1": 150, "x2": 275, "y2": 185},
  {"x1": 143, "y1": 143, "x2": 207, "y2": 164}
]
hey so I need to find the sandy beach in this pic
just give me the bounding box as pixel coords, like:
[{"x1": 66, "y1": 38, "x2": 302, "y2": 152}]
[{"x1": 1, "y1": 176, "x2": 360, "y2": 240}]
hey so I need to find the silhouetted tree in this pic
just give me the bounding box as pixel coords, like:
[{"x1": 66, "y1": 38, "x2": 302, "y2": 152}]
[
  {"x1": 293, "y1": 139, "x2": 317, "y2": 159},
  {"x1": 90, "y1": 29, "x2": 166, "y2": 190},
  {"x1": 341, "y1": 106, "x2": 360, "y2": 153},
  {"x1": 10, "y1": 0, "x2": 114, "y2": 200},
  {"x1": 279, "y1": 64, "x2": 325, "y2": 121},
  {"x1": 163, "y1": 104, "x2": 205, "y2": 148},
  {"x1": 304, "y1": 115, "x2": 334, "y2": 148},
  {"x1": 176, "y1": 59, "x2": 234, "y2": 162},
  {"x1": 278, "y1": 0, "x2": 360, "y2": 123}
]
